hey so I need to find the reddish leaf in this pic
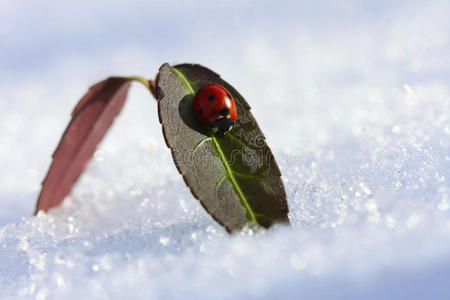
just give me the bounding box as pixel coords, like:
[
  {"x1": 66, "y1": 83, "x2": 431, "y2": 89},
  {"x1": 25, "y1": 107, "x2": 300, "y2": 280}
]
[{"x1": 34, "y1": 77, "x2": 132, "y2": 214}]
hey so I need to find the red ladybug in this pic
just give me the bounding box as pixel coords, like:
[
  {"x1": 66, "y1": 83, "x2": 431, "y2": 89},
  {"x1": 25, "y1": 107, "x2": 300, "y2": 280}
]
[{"x1": 193, "y1": 84, "x2": 237, "y2": 133}]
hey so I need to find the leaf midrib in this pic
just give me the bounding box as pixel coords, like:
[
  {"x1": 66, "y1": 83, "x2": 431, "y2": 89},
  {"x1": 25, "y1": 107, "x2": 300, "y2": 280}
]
[
  {"x1": 172, "y1": 66, "x2": 258, "y2": 225},
  {"x1": 210, "y1": 135, "x2": 257, "y2": 224}
]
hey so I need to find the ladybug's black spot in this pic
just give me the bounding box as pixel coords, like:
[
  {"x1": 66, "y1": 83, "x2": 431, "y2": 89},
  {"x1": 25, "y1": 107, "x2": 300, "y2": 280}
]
[
  {"x1": 219, "y1": 108, "x2": 230, "y2": 117},
  {"x1": 198, "y1": 108, "x2": 204, "y2": 114},
  {"x1": 208, "y1": 95, "x2": 216, "y2": 101},
  {"x1": 226, "y1": 93, "x2": 232, "y2": 99}
]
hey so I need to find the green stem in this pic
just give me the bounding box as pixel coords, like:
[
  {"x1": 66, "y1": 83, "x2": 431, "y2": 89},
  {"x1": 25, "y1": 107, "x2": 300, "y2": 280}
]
[{"x1": 129, "y1": 76, "x2": 150, "y2": 89}]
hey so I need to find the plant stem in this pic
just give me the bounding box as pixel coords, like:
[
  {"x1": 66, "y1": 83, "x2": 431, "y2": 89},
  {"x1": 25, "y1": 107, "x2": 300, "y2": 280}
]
[{"x1": 129, "y1": 76, "x2": 150, "y2": 89}]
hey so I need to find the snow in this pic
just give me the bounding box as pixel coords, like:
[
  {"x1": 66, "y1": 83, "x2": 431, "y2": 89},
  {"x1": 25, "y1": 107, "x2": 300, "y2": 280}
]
[{"x1": 0, "y1": 0, "x2": 449, "y2": 299}]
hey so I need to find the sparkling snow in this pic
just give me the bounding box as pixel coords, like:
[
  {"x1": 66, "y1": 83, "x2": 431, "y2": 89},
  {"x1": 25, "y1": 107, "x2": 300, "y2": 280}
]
[{"x1": 0, "y1": 1, "x2": 449, "y2": 299}]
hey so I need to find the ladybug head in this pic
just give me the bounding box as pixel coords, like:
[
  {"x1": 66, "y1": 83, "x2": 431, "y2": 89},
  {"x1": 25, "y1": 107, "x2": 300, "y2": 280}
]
[{"x1": 210, "y1": 117, "x2": 234, "y2": 133}]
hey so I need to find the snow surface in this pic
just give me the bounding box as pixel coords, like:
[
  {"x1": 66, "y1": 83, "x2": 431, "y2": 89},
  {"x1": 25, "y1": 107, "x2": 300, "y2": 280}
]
[{"x1": 0, "y1": 0, "x2": 449, "y2": 299}]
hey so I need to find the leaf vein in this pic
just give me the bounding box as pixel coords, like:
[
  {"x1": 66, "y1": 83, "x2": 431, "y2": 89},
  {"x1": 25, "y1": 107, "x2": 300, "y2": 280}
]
[
  {"x1": 231, "y1": 171, "x2": 264, "y2": 181},
  {"x1": 192, "y1": 137, "x2": 212, "y2": 156},
  {"x1": 225, "y1": 133, "x2": 248, "y2": 149},
  {"x1": 211, "y1": 134, "x2": 258, "y2": 224}
]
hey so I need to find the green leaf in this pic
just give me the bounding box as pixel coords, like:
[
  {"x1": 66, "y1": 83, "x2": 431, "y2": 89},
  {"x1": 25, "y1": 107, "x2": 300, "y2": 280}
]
[{"x1": 156, "y1": 63, "x2": 289, "y2": 232}]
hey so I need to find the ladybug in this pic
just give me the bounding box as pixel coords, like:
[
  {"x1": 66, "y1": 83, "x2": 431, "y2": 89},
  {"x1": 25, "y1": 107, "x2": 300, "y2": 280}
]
[{"x1": 193, "y1": 84, "x2": 237, "y2": 133}]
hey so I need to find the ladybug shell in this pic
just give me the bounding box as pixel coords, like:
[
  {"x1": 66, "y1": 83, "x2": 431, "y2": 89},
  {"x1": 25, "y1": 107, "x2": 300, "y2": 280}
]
[{"x1": 193, "y1": 84, "x2": 237, "y2": 125}]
